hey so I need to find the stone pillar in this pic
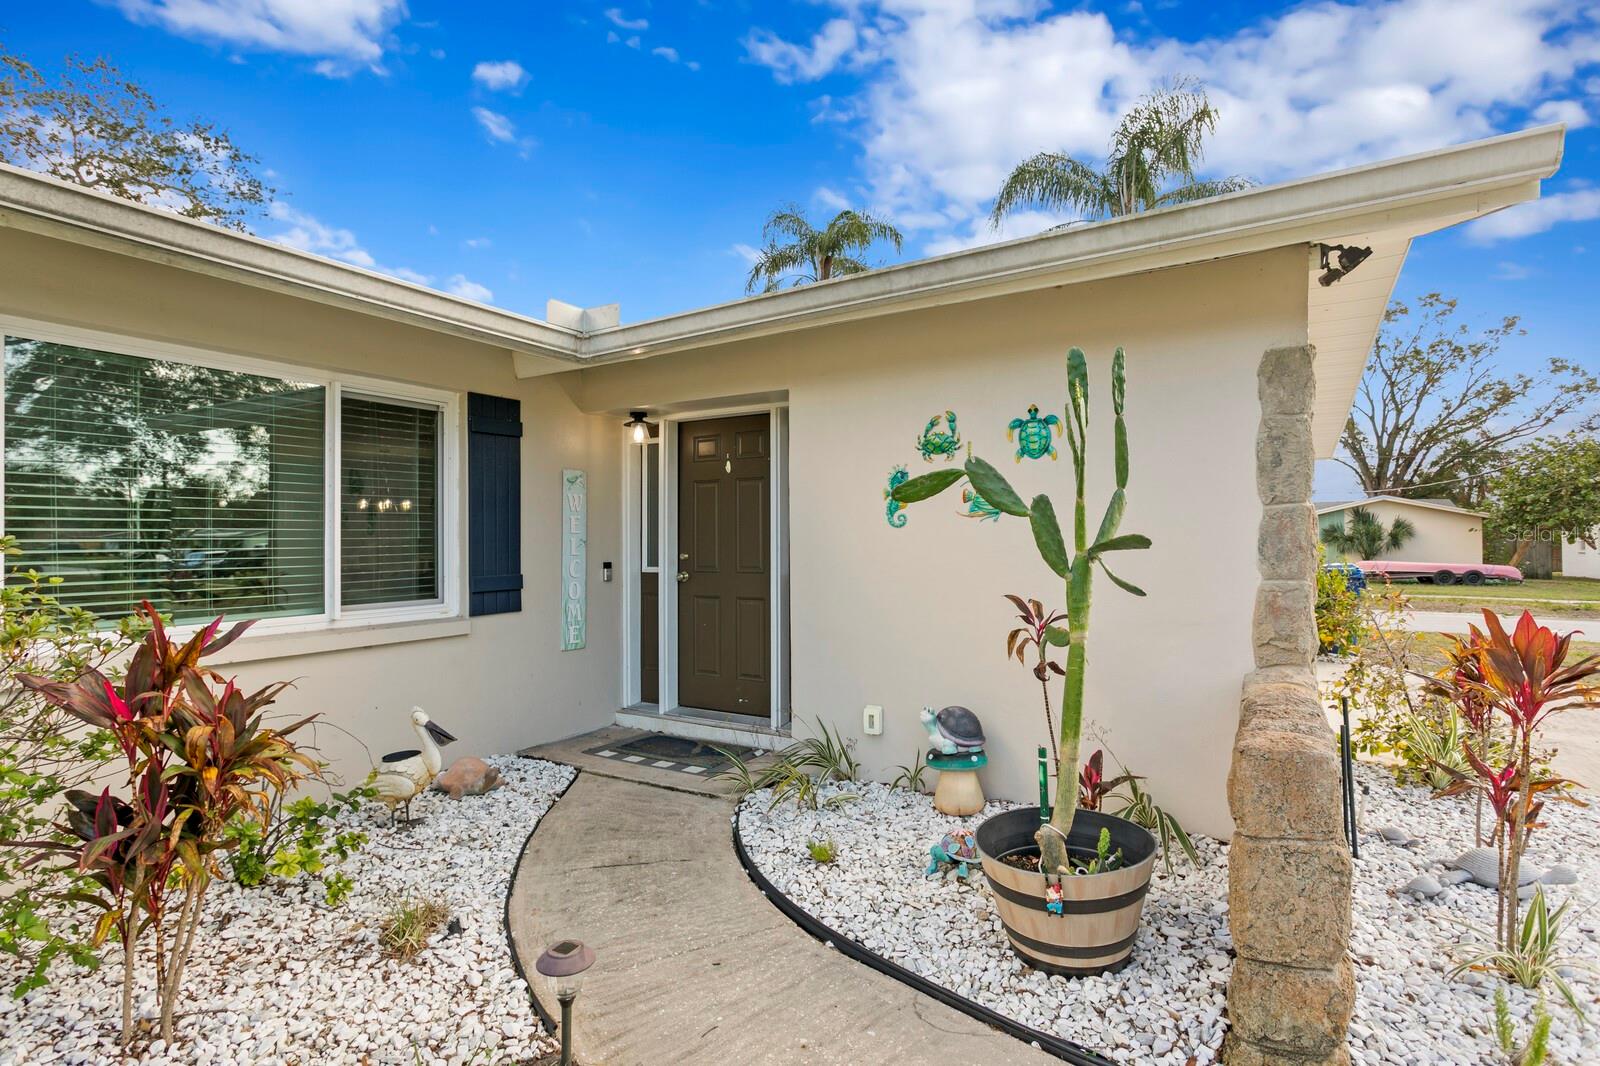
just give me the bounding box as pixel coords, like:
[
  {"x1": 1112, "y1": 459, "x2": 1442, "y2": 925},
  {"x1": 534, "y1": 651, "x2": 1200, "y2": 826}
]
[{"x1": 1223, "y1": 345, "x2": 1355, "y2": 1066}]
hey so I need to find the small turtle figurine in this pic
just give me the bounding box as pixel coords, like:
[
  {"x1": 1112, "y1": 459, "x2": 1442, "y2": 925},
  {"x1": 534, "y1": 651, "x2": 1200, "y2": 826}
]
[
  {"x1": 916, "y1": 410, "x2": 961, "y2": 462},
  {"x1": 1008, "y1": 403, "x2": 1062, "y2": 463},
  {"x1": 920, "y1": 705, "x2": 986, "y2": 755},
  {"x1": 925, "y1": 829, "x2": 979, "y2": 881}
]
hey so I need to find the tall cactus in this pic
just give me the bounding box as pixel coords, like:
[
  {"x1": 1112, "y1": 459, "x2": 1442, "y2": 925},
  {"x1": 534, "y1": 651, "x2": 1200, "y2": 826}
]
[{"x1": 892, "y1": 347, "x2": 1149, "y2": 877}]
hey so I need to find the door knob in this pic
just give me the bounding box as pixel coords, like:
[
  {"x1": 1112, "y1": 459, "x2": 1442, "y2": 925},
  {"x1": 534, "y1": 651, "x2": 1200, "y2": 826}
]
[{"x1": 677, "y1": 571, "x2": 690, "y2": 582}]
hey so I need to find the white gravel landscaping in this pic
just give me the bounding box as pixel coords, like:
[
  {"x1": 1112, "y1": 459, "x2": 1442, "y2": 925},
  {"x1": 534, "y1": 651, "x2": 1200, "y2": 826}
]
[
  {"x1": 0, "y1": 755, "x2": 575, "y2": 1066},
  {"x1": 737, "y1": 765, "x2": 1600, "y2": 1065}
]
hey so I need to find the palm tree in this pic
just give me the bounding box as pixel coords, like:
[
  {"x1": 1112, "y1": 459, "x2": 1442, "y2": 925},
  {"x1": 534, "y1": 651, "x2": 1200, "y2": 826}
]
[
  {"x1": 1321, "y1": 507, "x2": 1417, "y2": 561},
  {"x1": 989, "y1": 78, "x2": 1250, "y2": 228},
  {"x1": 745, "y1": 204, "x2": 903, "y2": 294}
]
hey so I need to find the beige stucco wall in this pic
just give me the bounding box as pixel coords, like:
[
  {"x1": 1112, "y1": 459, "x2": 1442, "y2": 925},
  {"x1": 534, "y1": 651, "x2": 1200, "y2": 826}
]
[
  {"x1": 570, "y1": 246, "x2": 1312, "y2": 837},
  {"x1": 1323, "y1": 500, "x2": 1483, "y2": 564},
  {"x1": 0, "y1": 228, "x2": 624, "y2": 787}
]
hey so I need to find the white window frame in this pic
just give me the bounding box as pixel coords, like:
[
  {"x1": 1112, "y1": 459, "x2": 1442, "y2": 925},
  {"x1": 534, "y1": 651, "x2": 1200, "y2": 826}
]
[{"x1": 0, "y1": 315, "x2": 463, "y2": 637}]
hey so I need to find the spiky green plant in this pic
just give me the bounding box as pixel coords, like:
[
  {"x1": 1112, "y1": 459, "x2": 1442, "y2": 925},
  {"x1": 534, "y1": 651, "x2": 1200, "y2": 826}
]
[{"x1": 892, "y1": 347, "x2": 1149, "y2": 877}]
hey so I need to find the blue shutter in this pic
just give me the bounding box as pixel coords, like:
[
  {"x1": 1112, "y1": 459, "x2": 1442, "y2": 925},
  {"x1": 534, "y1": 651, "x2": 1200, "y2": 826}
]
[{"x1": 468, "y1": 393, "x2": 523, "y2": 616}]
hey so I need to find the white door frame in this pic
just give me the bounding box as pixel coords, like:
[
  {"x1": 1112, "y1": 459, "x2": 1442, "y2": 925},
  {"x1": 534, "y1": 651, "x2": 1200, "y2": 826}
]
[{"x1": 619, "y1": 401, "x2": 790, "y2": 734}]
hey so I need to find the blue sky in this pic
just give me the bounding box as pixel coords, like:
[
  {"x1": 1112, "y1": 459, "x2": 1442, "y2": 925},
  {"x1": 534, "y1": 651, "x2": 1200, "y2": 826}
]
[{"x1": 3, "y1": 1, "x2": 1598, "y2": 494}]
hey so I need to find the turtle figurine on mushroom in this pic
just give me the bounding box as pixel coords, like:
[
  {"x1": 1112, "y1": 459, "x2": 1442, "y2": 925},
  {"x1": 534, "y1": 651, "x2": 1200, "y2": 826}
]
[{"x1": 920, "y1": 705, "x2": 987, "y2": 816}]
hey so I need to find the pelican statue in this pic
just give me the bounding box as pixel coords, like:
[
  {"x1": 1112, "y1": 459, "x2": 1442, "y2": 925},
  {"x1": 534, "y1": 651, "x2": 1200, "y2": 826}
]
[{"x1": 372, "y1": 708, "x2": 457, "y2": 826}]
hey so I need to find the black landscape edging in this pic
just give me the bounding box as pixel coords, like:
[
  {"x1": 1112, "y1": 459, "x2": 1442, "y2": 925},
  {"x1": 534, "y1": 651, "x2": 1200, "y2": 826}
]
[
  {"x1": 731, "y1": 807, "x2": 1119, "y2": 1066},
  {"x1": 503, "y1": 760, "x2": 582, "y2": 1034}
]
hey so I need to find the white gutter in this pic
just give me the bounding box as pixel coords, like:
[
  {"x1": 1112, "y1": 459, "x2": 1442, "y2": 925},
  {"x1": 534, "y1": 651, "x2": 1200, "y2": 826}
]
[
  {"x1": 578, "y1": 125, "x2": 1563, "y2": 365},
  {"x1": 0, "y1": 125, "x2": 1563, "y2": 371},
  {"x1": 0, "y1": 163, "x2": 584, "y2": 365},
  {"x1": 1315, "y1": 496, "x2": 1488, "y2": 518}
]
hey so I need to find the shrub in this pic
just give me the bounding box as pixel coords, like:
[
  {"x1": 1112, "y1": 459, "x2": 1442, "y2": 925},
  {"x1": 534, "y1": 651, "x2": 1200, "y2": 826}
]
[
  {"x1": 1430, "y1": 612, "x2": 1599, "y2": 989},
  {"x1": 713, "y1": 718, "x2": 860, "y2": 810},
  {"x1": 806, "y1": 838, "x2": 837, "y2": 864},
  {"x1": 223, "y1": 783, "x2": 372, "y2": 907},
  {"x1": 12, "y1": 603, "x2": 316, "y2": 1044},
  {"x1": 888, "y1": 754, "x2": 929, "y2": 793},
  {"x1": 1078, "y1": 745, "x2": 1198, "y2": 874},
  {"x1": 0, "y1": 538, "x2": 148, "y2": 997},
  {"x1": 379, "y1": 896, "x2": 450, "y2": 961},
  {"x1": 1314, "y1": 551, "x2": 1366, "y2": 655}
]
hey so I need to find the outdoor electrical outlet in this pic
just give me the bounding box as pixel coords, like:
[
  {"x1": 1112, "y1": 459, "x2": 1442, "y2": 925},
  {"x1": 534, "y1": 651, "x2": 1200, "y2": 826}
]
[{"x1": 863, "y1": 705, "x2": 883, "y2": 736}]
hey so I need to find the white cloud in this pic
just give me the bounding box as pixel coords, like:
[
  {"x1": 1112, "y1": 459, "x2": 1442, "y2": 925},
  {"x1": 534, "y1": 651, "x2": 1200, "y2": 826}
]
[
  {"x1": 745, "y1": 0, "x2": 1600, "y2": 253},
  {"x1": 653, "y1": 46, "x2": 679, "y2": 62},
  {"x1": 605, "y1": 8, "x2": 649, "y2": 31},
  {"x1": 1532, "y1": 98, "x2": 1591, "y2": 129},
  {"x1": 730, "y1": 243, "x2": 763, "y2": 266},
  {"x1": 1492, "y1": 260, "x2": 1532, "y2": 280},
  {"x1": 472, "y1": 60, "x2": 529, "y2": 92},
  {"x1": 1466, "y1": 188, "x2": 1600, "y2": 244},
  {"x1": 743, "y1": 18, "x2": 860, "y2": 84},
  {"x1": 471, "y1": 106, "x2": 517, "y2": 143},
  {"x1": 445, "y1": 274, "x2": 494, "y2": 302},
  {"x1": 266, "y1": 202, "x2": 429, "y2": 284},
  {"x1": 110, "y1": 0, "x2": 406, "y2": 73},
  {"x1": 814, "y1": 185, "x2": 852, "y2": 211},
  {"x1": 606, "y1": 30, "x2": 641, "y2": 49},
  {"x1": 463, "y1": 236, "x2": 492, "y2": 249}
]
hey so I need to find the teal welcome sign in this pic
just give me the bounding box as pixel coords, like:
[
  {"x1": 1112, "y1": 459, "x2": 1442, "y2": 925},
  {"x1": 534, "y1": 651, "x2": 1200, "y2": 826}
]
[{"x1": 561, "y1": 469, "x2": 587, "y2": 650}]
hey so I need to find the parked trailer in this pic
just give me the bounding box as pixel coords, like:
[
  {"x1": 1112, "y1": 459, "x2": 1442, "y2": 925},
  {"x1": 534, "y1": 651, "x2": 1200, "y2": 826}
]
[{"x1": 1356, "y1": 560, "x2": 1523, "y2": 587}]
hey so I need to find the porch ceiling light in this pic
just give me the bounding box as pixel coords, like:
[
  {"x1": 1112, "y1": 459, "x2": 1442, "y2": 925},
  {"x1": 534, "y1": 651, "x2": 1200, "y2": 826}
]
[
  {"x1": 1316, "y1": 243, "x2": 1373, "y2": 287},
  {"x1": 624, "y1": 411, "x2": 652, "y2": 444}
]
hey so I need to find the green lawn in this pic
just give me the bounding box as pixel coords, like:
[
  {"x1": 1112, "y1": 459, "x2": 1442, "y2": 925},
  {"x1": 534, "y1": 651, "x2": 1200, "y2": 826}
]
[
  {"x1": 1411, "y1": 631, "x2": 1600, "y2": 670},
  {"x1": 1403, "y1": 576, "x2": 1600, "y2": 617}
]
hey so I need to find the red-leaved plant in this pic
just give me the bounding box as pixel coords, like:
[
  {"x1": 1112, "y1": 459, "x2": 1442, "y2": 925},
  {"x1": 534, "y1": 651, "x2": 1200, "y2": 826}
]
[
  {"x1": 1428, "y1": 611, "x2": 1599, "y2": 958},
  {"x1": 11, "y1": 603, "x2": 316, "y2": 1046},
  {"x1": 1005, "y1": 595, "x2": 1068, "y2": 774}
]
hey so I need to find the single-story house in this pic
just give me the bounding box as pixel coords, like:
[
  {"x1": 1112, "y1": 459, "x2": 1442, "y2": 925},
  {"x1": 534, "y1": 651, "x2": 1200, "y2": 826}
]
[
  {"x1": 1565, "y1": 532, "x2": 1600, "y2": 579},
  {"x1": 1317, "y1": 495, "x2": 1486, "y2": 564},
  {"x1": 0, "y1": 125, "x2": 1562, "y2": 848}
]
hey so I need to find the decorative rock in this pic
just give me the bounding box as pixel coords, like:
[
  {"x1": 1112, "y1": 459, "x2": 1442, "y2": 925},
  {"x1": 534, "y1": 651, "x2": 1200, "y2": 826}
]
[
  {"x1": 0, "y1": 756, "x2": 569, "y2": 1065},
  {"x1": 1378, "y1": 826, "x2": 1420, "y2": 848},
  {"x1": 1401, "y1": 875, "x2": 1442, "y2": 898},
  {"x1": 434, "y1": 756, "x2": 506, "y2": 800},
  {"x1": 1446, "y1": 848, "x2": 1540, "y2": 888},
  {"x1": 1540, "y1": 864, "x2": 1578, "y2": 886},
  {"x1": 1437, "y1": 869, "x2": 1474, "y2": 887}
]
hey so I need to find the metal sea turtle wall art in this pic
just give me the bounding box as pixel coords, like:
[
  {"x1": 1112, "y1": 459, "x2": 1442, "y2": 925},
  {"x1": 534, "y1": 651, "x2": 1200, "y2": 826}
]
[{"x1": 1007, "y1": 403, "x2": 1062, "y2": 462}]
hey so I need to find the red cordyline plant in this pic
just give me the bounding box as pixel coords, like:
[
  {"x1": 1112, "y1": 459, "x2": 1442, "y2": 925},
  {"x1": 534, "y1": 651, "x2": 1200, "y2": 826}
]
[
  {"x1": 1423, "y1": 627, "x2": 1498, "y2": 846},
  {"x1": 1429, "y1": 610, "x2": 1600, "y2": 957},
  {"x1": 12, "y1": 603, "x2": 316, "y2": 1046},
  {"x1": 1005, "y1": 595, "x2": 1068, "y2": 774}
]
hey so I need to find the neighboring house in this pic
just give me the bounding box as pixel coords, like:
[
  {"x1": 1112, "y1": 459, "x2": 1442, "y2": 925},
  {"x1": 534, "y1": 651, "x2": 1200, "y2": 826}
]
[
  {"x1": 1317, "y1": 496, "x2": 1486, "y2": 564},
  {"x1": 1565, "y1": 533, "x2": 1600, "y2": 579},
  {"x1": 0, "y1": 126, "x2": 1562, "y2": 842}
]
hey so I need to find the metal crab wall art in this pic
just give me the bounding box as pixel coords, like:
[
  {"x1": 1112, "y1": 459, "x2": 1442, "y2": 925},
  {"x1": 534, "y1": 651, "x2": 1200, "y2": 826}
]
[
  {"x1": 916, "y1": 410, "x2": 961, "y2": 462},
  {"x1": 1007, "y1": 403, "x2": 1063, "y2": 462},
  {"x1": 884, "y1": 465, "x2": 911, "y2": 527}
]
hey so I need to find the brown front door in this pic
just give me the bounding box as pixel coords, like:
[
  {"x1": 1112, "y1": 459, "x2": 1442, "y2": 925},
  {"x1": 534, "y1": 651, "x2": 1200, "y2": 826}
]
[{"x1": 677, "y1": 413, "x2": 770, "y2": 717}]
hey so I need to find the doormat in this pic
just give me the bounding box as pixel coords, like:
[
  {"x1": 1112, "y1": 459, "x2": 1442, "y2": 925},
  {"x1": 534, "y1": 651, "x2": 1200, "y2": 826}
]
[{"x1": 584, "y1": 733, "x2": 756, "y2": 777}]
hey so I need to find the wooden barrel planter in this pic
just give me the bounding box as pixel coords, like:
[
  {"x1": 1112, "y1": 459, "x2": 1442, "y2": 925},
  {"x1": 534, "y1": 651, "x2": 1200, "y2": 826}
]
[{"x1": 975, "y1": 807, "x2": 1157, "y2": 976}]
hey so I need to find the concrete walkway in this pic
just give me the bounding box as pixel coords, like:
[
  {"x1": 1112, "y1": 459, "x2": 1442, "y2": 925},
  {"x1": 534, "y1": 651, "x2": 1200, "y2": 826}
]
[{"x1": 507, "y1": 771, "x2": 1056, "y2": 1065}]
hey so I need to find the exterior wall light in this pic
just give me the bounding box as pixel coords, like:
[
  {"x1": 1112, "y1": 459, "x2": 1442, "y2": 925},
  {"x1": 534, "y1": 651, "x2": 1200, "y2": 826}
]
[
  {"x1": 1316, "y1": 243, "x2": 1373, "y2": 286},
  {"x1": 535, "y1": 938, "x2": 595, "y2": 1066},
  {"x1": 624, "y1": 411, "x2": 652, "y2": 444}
]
